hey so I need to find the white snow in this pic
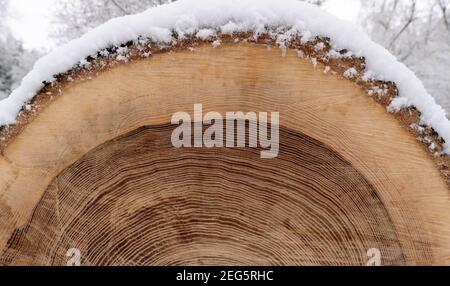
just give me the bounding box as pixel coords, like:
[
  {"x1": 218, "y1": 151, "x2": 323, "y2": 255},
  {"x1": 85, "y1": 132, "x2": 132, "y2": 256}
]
[
  {"x1": 212, "y1": 39, "x2": 222, "y2": 48},
  {"x1": 2, "y1": 0, "x2": 450, "y2": 152},
  {"x1": 196, "y1": 29, "x2": 216, "y2": 40},
  {"x1": 314, "y1": 42, "x2": 326, "y2": 51},
  {"x1": 343, "y1": 68, "x2": 358, "y2": 79}
]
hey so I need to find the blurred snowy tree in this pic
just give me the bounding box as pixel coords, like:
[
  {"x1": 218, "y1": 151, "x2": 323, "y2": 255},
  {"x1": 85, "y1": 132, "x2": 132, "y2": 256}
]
[
  {"x1": 297, "y1": 0, "x2": 328, "y2": 7},
  {"x1": 52, "y1": 0, "x2": 175, "y2": 43},
  {"x1": 0, "y1": 0, "x2": 16, "y2": 99},
  {"x1": 360, "y1": 0, "x2": 450, "y2": 111},
  {"x1": 0, "y1": 0, "x2": 39, "y2": 99},
  {"x1": 304, "y1": 0, "x2": 327, "y2": 5},
  {"x1": 52, "y1": 0, "x2": 327, "y2": 43}
]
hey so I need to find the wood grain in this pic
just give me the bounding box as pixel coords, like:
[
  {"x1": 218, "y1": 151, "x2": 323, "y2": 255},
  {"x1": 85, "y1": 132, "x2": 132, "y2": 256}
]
[
  {"x1": 0, "y1": 43, "x2": 449, "y2": 265},
  {"x1": 1, "y1": 124, "x2": 405, "y2": 266}
]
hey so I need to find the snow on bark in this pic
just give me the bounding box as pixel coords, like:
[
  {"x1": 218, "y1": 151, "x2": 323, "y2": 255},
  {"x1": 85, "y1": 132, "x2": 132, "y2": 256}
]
[{"x1": 1, "y1": 0, "x2": 450, "y2": 152}]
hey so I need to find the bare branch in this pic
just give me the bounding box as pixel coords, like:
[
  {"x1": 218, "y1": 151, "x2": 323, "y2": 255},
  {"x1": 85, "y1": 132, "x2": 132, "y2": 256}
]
[
  {"x1": 389, "y1": 0, "x2": 417, "y2": 48},
  {"x1": 110, "y1": 0, "x2": 129, "y2": 15},
  {"x1": 437, "y1": 0, "x2": 450, "y2": 30}
]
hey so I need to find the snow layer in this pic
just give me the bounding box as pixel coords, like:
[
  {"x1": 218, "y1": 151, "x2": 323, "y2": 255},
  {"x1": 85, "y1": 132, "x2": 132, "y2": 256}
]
[{"x1": 2, "y1": 0, "x2": 450, "y2": 152}]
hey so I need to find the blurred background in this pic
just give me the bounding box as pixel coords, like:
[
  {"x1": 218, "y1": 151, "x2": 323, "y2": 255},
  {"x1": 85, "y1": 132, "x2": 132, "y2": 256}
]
[{"x1": 0, "y1": 0, "x2": 449, "y2": 111}]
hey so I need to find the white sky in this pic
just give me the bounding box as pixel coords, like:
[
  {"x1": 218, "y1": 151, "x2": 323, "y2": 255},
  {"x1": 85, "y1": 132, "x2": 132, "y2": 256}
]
[
  {"x1": 323, "y1": 0, "x2": 361, "y2": 23},
  {"x1": 7, "y1": 0, "x2": 361, "y2": 51},
  {"x1": 8, "y1": 0, "x2": 55, "y2": 51}
]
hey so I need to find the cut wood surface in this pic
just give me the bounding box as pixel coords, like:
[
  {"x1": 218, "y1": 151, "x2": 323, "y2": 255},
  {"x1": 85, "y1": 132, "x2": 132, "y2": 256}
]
[{"x1": 0, "y1": 43, "x2": 449, "y2": 265}]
